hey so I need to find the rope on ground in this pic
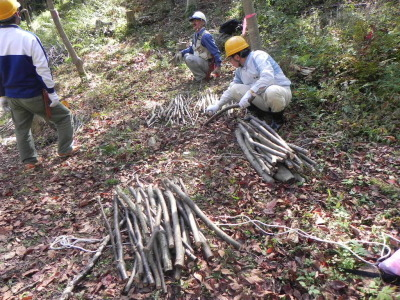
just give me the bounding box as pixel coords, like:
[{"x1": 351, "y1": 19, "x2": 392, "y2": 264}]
[
  {"x1": 50, "y1": 235, "x2": 103, "y2": 253},
  {"x1": 216, "y1": 214, "x2": 394, "y2": 266}
]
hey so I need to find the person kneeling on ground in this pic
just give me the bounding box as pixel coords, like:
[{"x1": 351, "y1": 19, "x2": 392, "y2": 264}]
[
  {"x1": 206, "y1": 36, "x2": 292, "y2": 130},
  {"x1": 0, "y1": 0, "x2": 78, "y2": 169},
  {"x1": 175, "y1": 11, "x2": 222, "y2": 82}
]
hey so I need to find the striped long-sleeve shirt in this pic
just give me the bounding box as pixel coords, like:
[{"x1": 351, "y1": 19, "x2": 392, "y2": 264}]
[{"x1": 0, "y1": 25, "x2": 55, "y2": 98}]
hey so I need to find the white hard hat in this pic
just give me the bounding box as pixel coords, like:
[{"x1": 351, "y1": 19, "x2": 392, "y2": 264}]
[{"x1": 189, "y1": 11, "x2": 206, "y2": 23}]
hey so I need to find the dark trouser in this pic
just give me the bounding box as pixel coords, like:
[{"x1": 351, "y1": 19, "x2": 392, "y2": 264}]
[{"x1": 7, "y1": 95, "x2": 74, "y2": 164}]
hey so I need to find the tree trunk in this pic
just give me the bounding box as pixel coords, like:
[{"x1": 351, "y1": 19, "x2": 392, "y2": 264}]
[
  {"x1": 185, "y1": 0, "x2": 197, "y2": 14},
  {"x1": 46, "y1": 0, "x2": 86, "y2": 78},
  {"x1": 242, "y1": 0, "x2": 262, "y2": 50}
]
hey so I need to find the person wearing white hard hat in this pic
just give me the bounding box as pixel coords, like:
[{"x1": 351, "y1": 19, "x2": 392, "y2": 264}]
[
  {"x1": 0, "y1": 0, "x2": 78, "y2": 169},
  {"x1": 175, "y1": 11, "x2": 222, "y2": 81}
]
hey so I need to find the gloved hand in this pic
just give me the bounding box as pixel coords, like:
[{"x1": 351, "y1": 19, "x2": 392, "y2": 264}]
[
  {"x1": 212, "y1": 66, "x2": 221, "y2": 77},
  {"x1": 206, "y1": 104, "x2": 220, "y2": 115},
  {"x1": 174, "y1": 52, "x2": 183, "y2": 64},
  {"x1": 48, "y1": 92, "x2": 60, "y2": 107},
  {"x1": 238, "y1": 90, "x2": 253, "y2": 108},
  {"x1": 0, "y1": 96, "x2": 9, "y2": 112}
]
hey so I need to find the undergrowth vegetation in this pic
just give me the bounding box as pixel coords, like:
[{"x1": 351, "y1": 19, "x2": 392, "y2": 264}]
[{"x1": 28, "y1": 0, "x2": 399, "y2": 143}]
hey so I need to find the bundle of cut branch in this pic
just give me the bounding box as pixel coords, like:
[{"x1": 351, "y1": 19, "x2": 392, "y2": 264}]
[
  {"x1": 147, "y1": 94, "x2": 195, "y2": 127},
  {"x1": 235, "y1": 116, "x2": 318, "y2": 183},
  {"x1": 103, "y1": 179, "x2": 240, "y2": 294},
  {"x1": 194, "y1": 91, "x2": 218, "y2": 114}
]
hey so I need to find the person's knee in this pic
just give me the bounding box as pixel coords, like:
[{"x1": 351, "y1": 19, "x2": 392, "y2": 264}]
[
  {"x1": 230, "y1": 84, "x2": 250, "y2": 100},
  {"x1": 265, "y1": 86, "x2": 290, "y2": 112}
]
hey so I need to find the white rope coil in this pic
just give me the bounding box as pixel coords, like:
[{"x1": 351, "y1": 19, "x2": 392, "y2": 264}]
[{"x1": 50, "y1": 235, "x2": 103, "y2": 253}]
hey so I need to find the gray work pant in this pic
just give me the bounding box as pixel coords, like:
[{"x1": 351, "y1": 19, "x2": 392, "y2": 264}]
[
  {"x1": 7, "y1": 95, "x2": 74, "y2": 164},
  {"x1": 183, "y1": 54, "x2": 210, "y2": 81}
]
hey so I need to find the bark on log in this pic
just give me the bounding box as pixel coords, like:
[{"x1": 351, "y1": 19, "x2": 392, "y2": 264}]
[
  {"x1": 154, "y1": 187, "x2": 174, "y2": 248},
  {"x1": 235, "y1": 129, "x2": 275, "y2": 184},
  {"x1": 239, "y1": 119, "x2": 292, "y2": 156},
  {"x1": 113, "y1": 196, "x2": 128, "y2": 280},
  {"x1": 165, "y1": 179, "x2": 242, "y2": 249},
  {"x1": 164, "y1": 189, "x2": 185, "y2": 267},
  {"x1": 203, "y1": 104, "x2": 240, "y2": 126},
  {"x1": 199, "y1": 230, "x2": 214, "y2": 260},
  {"x1": 273, "y1": 164, "x2": 295, "y2": 183},
  {"x1": 183, "y1": 202, "x2": 202, "y2": 247},
  {"x1": 129, "y1": 211, "x2": 155, "y2": 286},
  {"x1": 96, "y1": 197, "x2": 118, "y2": 259},
  {"x1": 248, "y1": 119, "x2": 292, "y2": 155},
  {"x1": 238, "y1": 123, "x2": 288, "y2": 159}
]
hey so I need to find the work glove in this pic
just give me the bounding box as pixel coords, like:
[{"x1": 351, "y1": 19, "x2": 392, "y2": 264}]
[
  {"x1": 0, "y1": 96, "x2": 9, "y2": 112},
  {"x1": 205, "y1": 104, "x2": 220, "y2": 115},
  {"x1": 238, "y1": 90, "x2": 253, "y2": 108},
  {"x1": 48, "y1": 92, "x2": 60, "y2": 107},
  {"x1": 173, "y1": 52, "x2": 183, "y2": 64},
  {"x1": 211, "y1": 66, "x2": 221, "y2": 78}
]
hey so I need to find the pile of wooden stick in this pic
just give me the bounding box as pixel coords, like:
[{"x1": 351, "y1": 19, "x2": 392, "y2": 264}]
[
  {"x1": 235, "y1": 116, "x2": 317, "y2": 183},
  {"x1": 147, "y1": 94, "x2": 195, "y2": 127},
  {"x1": 194, "y1": 91, "x2": 219, "y2": 114},
  {"x1": 101, "y1": 179, "x2": 241, "y2": 294}
]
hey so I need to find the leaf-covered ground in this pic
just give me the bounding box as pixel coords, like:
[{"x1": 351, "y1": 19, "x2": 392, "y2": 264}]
[{"x1": 1, "y1": 2, "x2": 400, "y2": 300}]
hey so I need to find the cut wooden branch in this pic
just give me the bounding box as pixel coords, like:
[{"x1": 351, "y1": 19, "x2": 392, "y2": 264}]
[
  {"x1": 113, "y1": 195, "x2": 128, "y2": 280},
  {"x1": 248, "y1": 119, "x2": 292, "y2": 153},
  {"x1": 183, "y1": 202, "x2": 202, "y2": 247},
  {"x1": 129, "y1": 211, "x2": 155, "y2": 286},
  {"x1": 203, "y1": 104, "x2": 240, "y2": 126},
  {"x1": 124, "y1": 209, "x2": 143, "y2": 283},
  {"x1": 199, "y1": 230, "x2": 214, "y2": 261},
  {"x1": 144, "y1": 204, "x2": 162, "y2": 252},
  {"x1": 165, "y1": 179, "x2": 242, "y2": 249},
  {"x1": 242, "y1": 131, "x2": 273, "y2": 175},
  {"x1": 154, "y1": 187, "x2": 174, "y2": 248},
  {"x1": 164, "y1": 189, "x2": 185, "y2": 268},
  {"x1": 235, "y1": 129, "x2": 275, "y2": 184},
  {"x1": 118, "y1": 186, "x2": 149, "y2": 243},
  {"x1": 59, "y1": 235, "x2": 110, "y2": 300},
  {"x1": 287, "y1": 143, "x2": 310, "y2": 156},
  {"x1": 148, "y1": 251, "x2": 161, "y2": 289},
  {"x1": 238, "y1": 123, "x2": 287, "y2": 159},
  {"x1": 96, "y1": 196, "x2": 118, "y2": 259},
  {"x1": 298, "y1": 152, "x2": 318, "y2": 167},
  {"x1": 238, "y1": 119, "x2": 293, "y2": 157},
  {"x1": 153, "y1": 240, "x2": 167, "y2": 292}
]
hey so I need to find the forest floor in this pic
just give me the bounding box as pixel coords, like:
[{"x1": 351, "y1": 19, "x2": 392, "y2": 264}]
[{"x1": 1, "y1": 1, "x2": 400, "y2": 299}]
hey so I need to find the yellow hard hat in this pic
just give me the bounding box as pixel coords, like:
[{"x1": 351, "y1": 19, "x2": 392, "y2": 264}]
[
  {"x1": 225, "y1": 36, "x2": 250, "y2": 57},
  {"x1": 0, "y1": 0, "x2": 20, "y2": 21}
]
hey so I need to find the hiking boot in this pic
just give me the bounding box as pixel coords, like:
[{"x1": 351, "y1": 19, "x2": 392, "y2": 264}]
[
  {"x1": 24, "y1": 159, "x2": 42, "y2": 170},
  {"x1": 269, "y1": 111, "x2": 286, "y2": 131},
  {"x1": 58, "y1": 145, "x2": 80, "y2": 157}
]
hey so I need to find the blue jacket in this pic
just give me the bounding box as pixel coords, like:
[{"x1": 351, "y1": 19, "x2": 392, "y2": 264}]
[
  {"x1": 0, "y1": 25, "x2": 55, "y2": 98},
  {"x1": 181, "y1": 27, "x2": 222, "y2": 67}
]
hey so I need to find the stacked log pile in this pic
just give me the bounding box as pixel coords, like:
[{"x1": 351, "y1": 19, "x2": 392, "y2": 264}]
[
  {"x1": 194, "y1": 91, "x2": 219, "y2": 114},
  {"x1": 100, "y1": 179, "x2": 241, "y2": 294},
  {"x1": 147, "y1": 94, "x2": 195, "y2": 127},
  {"x1": 235, "y1": 116, "x2": 317, "y2": 183},
  {"x1": 147, "y1": 91, "x2": 223, "y2": 127}
]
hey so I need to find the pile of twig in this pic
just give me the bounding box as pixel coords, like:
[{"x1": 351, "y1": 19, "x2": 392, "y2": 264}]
[
  {"x1": 235, "y1": 116, "x2": 317, "y2": 183},
  {"x1": 194, "y1": 91, "x2": 219, "y2": 114},
  {"x1": 147, "y1": 94, "x2": 195, "y2": 127},
  {"x1": 100, "y1": 179, "x2": 241, "y2": 294}
]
